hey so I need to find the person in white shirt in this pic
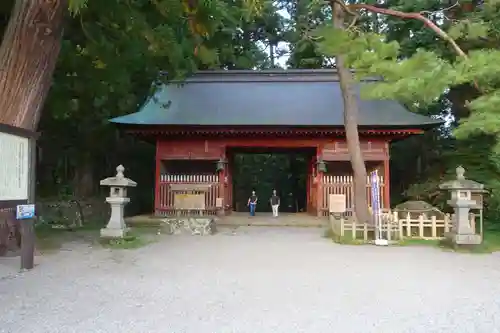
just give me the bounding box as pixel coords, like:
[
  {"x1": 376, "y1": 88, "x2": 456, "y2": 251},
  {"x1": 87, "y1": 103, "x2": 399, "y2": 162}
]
[{"x1": 269, "y1": 189, "x2": 280, "y2": 218}]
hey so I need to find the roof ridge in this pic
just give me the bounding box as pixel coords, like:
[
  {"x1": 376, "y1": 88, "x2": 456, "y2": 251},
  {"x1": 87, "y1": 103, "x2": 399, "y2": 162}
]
[{"x1": 161, "y1": 69, "x2": 382, "y2": 84}]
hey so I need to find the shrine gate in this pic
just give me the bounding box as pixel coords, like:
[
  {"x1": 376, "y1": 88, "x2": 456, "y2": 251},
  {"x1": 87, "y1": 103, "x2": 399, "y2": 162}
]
[{"x1": 110, "y1": 69, "x2": 441, "y2": 217}]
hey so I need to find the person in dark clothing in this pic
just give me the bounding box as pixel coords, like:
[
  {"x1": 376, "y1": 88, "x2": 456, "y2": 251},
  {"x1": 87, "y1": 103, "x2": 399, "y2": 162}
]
[
  {"x1": 270, "y1": 189, "x2": 280, "y2": 217},
  {"x1": 247, "y1": 191, "x2": 258, "y2": 216}
]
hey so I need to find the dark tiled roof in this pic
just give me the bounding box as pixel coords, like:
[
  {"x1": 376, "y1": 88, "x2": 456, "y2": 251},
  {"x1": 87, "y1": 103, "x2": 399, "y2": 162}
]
[{"x1": 110, "y1": 69, "x2": 442, "y2": 128}]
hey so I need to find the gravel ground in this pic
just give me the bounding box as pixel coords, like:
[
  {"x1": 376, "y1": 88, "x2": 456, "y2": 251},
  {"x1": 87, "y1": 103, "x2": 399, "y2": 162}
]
[{"x1": 1, "y1": 227, "x2": 500, "y2": 333}]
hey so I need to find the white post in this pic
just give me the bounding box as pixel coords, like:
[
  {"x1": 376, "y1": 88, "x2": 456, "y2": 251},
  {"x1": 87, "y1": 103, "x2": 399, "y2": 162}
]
[{"x1": 370, "y1": 170, "x2": 387, "y2": 246}]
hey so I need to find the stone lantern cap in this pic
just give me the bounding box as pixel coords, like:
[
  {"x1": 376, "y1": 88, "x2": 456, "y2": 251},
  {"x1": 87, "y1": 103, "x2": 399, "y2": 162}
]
[
  {"x1": 100, "y1": 165, "x2": 137, "y2": 187},
  {"x1": 439, "y1": 166, "x2": 484, "y2": 191}
]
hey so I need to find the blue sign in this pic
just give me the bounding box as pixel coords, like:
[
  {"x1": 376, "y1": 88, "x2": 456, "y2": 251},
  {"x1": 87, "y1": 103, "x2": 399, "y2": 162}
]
[
  {"x1": 16, "y1": 204, "x2": 35, "y2": 220},
  {"x1": 370, "y1": 170, "x2": 381, "y2": 217}
]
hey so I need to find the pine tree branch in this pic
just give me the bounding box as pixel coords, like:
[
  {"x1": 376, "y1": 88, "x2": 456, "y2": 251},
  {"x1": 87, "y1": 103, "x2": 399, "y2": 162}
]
[
  {"x1": 331, "y1": 0, "x2": 481, "y2": 92},
  {"x1": 346, "y1": 3, "x2": 467, "y2": 58}
]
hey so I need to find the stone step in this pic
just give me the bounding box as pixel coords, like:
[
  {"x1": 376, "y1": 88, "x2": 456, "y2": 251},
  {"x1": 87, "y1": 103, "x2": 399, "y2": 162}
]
[
  {"x1": 218, "y1": 213, "x2": 326, "y2": 228},
  {"x1": 126, "y1": 213, "x2": 327, "y2": 228}
]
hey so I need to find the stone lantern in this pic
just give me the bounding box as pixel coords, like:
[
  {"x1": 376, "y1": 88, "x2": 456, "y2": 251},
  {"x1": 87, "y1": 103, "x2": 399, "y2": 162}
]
[
  {"x1": 439, "y1": 166, "x2": 484, "y2": 245},
  {"x1": 99, "y1": 165, "x2": 137, "y2": 238}
]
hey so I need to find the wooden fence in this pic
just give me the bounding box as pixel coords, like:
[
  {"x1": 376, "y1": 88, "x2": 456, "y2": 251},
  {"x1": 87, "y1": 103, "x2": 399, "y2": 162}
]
[
  {"x1": 322, "y1": 175, "x2": 385, "y2": 216},
  {"x1": 157, "y1": 174, "x2": 221, "y2": 216},
  {"x1": 330, "y1": 211, "x2": 480, "y2": 242}
]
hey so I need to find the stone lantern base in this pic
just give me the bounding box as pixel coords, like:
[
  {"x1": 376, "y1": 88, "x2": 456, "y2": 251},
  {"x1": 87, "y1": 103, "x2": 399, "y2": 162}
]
[
  {"x1": 100, "y1": 196, "x2": 130, "y2": 239},
  {"x1": 451, "y1": 233, "x2": 482, "y2": 245},
  {"x1": 100, "y1": 227, "x2": 130, "y2": 239}
]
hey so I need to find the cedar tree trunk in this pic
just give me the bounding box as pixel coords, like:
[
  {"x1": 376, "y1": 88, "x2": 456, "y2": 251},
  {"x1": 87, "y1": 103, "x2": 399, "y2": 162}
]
[
  {"x1": 332, "y1": 2, "x2": 371, "y2": 224},
  {"x1": 0, "y1": 0, "x2": 67, "y2": 130}
]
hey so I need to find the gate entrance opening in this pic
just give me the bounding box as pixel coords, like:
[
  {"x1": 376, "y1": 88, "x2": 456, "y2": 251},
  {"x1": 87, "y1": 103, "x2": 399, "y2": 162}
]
[{"x1": 228, "y1": 147, "x2": 315, "y2": 213}]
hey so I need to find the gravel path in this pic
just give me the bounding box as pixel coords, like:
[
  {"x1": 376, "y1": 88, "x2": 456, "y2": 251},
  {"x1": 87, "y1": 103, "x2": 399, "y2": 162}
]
[{"x1": 1, "y1": 227, "x2": 500, "y2": 333}]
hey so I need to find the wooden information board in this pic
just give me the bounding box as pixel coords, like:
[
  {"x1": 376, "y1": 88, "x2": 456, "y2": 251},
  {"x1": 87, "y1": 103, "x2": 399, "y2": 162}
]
[
  {"x1": 0, "y1": 131, "x2": 29, "y2": 202},
  {"x1": 328, "y1": 194, "x2": 346, "y2": 213},
  {"x1": 174, "y1": 193, "x2": 206, "y2": 210},
  {"x1": 169, "y1": 183, "x2": 211, "y2": 192},
  {"x1": 0, "y1": 123, "x2": 38, "y2": 270}
]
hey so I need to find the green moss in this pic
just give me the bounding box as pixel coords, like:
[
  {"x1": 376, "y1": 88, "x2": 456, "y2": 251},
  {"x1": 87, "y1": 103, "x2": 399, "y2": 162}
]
[
  {"x1": 324, "y1": 227, "x2": 370, "y2": 245},
  {"x1": 333, "y1": 236, "x2": 370, "y2": 245},
  {"x1": 34, "y1": 222, "x2": 158, "y2": 252},
  {"x1": 100, "y1": 228, "x2": 159, "y2": 250},
  {"x1": 35, "y1": 224, "x2": 96, "y2": 252},
  {"x1": 324, "y1": 225, "x2": 500, "y2": 253},
  {"x1": 100, "y1": 234, "x2": 148, "y2": 249}
]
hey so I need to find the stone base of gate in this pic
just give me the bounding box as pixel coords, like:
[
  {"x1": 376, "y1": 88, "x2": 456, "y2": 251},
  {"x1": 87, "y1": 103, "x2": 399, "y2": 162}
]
[{"x1": 162, "y1": 217, "x2": 217, "y2": 236}]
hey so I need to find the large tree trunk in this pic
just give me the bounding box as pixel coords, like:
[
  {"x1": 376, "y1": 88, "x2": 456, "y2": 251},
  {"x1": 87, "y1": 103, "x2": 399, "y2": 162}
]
[
  {"x1": 0, "y1": 0, "x2": 67, "y2": 130},
  {"x1": 332, "y1": 2, "x2": 371, "y2": 224}
]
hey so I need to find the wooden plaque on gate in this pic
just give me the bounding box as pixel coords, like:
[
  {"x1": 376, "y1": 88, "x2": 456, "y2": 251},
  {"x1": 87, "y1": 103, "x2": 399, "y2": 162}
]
[
  {"x1": 169, "y1": 183, "x2": 211, "y2": 192},
  {"x1": 174, "y1": 193, "x2": 206, "y2": 210},
  {"x1": 329, "y1": 194, "x2": 346, "y2": 213}
]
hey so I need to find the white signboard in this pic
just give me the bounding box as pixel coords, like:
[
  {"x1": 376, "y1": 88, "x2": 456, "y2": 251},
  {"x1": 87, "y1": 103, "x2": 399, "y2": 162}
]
[
  {"x1": 0, "y1": 131, "x2": 29, "y2": 201},
  {"x1": 329, "y1": 194, "x2": 346, "y2": 213}
]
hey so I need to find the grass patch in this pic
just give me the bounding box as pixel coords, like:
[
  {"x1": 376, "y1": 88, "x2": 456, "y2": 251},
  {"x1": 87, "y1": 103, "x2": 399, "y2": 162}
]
[
  {"x1": 323, "y1": 228, "x2": 334, "y2": 239},
  {"x1": 436, "y1": 232, "x2": 500, "y2": 254},
  {"x1": 100, "y1": 234, "x2": 146, "y2": 249},
  {"x1": 35, "y1": 225, "x2": 66, "y2": 252},
  {"x1": 334, "y1": 236, "x2": 370, "y2": 245},
  {"x1": 35, "y1": 223, "x2": 101, "y2": 252},
  {"x1": 482, "y1": 232, "x2": 500, "y2": 252},
  {"x1": 100, "y1": 228, "x2": 159, "y2": 250},
  {"x1": 324, "y1": 226, "x2": 500, "y2": 252},
  {"x1": 396, "y1": 233, "x2": 500, "y2": 253},
  {"x1": 396, "y1": 238, "x2": 440, "y2": 247},
  {"x1": 34, "y1": 220, "x2": 159, "y2": 252},
  {"x1": 323, "y1": 227, "x2": 370, "y2": 245}
]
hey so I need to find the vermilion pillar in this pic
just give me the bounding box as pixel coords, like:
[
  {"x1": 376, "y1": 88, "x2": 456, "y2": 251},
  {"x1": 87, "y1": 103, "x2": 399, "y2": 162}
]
[
  {"x1": 226, "y1": 152, "x2": 233, "y2": 214},
  {"x1": 306, "y1": 157, "x2": 311, "y2": 213},
  {"x1": 316, "y1": 147, "x2": 324, "y2": 217},
  {"x1": 217, "y1": 149, "x2": 227, "y2": 216},
  {"x1": 383, "y1": 158, "x2": 390, "y2": 209},
  {"x1": 154, "y1": 138, "x2": 161, "y2": 215}
]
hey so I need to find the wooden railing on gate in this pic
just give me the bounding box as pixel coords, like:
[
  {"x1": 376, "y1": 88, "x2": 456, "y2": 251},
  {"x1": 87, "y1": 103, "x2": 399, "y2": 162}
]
[
  {"x1": 321, "y1": 175, "x2": 385, "y2": 216},
  {"x1": 157, "y1": 174, "x2": 220, "y2": 216}
]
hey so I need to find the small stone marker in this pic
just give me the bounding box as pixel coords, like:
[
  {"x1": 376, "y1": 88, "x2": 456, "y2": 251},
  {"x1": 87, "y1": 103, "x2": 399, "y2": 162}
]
[
  {"x1": 439, "y1": 166, "x2": 484, "y2": 246},
  {"x1": 99, "y1": 165, "x2": 137, "y2": 238}
]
